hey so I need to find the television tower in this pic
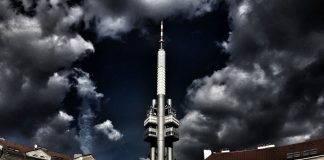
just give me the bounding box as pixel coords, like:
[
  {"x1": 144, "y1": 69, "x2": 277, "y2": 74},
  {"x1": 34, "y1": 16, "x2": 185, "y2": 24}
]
[{"x1": 144, "y1": 21, "x2": 180, "y2": 160}]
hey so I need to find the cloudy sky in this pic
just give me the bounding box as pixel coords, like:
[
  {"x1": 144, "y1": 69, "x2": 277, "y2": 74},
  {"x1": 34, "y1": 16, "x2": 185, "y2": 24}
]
[{"x1": 0, "y1": 0, "x2": 324, "y2": 160}]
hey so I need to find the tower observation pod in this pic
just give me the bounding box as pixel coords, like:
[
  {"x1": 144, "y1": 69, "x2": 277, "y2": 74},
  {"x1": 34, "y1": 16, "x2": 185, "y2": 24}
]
[{"x1": 144, "y1": 21, "x2": 180, "y2": 160}]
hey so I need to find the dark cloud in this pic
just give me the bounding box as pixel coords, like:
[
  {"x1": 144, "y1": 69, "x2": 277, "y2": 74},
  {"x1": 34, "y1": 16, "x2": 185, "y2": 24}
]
[
  {"x1": 83, "y1": 0, "x2": 219, "y2": 38},
  {"x1": 176, "y1": 0, "x2": 324, "y2": 160},
  {"x1": 0, "y1": 0, "x2": 123, "y2": 156},
  {"x1": 0, "y1": 0, "x2": 92, "y2": 136}
]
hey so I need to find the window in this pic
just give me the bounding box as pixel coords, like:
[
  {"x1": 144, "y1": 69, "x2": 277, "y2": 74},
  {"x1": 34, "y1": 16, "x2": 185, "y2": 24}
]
[
  {"x1": 310, "y1": 148, "x2": 318, "y2": 155},
  {"x1": 8, "y1": 147, "x2": 19, "y2": 152},
  {"x1": 149, "y1": 131, "x2": 156, "y2": 135},
  {"x1": 286, "y1": 153, "x2": 293, "y2": 159},
  {"x1": 302, "y1": 150, "x2": 309, "y2": 156},
  {"x1": 293, "y1": 152, "x2": 300, "y2": 158}
]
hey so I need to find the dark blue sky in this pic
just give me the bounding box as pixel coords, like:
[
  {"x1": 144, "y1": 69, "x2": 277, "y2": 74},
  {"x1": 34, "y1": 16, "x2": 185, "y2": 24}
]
[
  {"x1": 75, "y1": 5, "x2": 230, "y2": 159},
  {"x1": 2, "y1": 0, "x2": 324, "y2": 160}
]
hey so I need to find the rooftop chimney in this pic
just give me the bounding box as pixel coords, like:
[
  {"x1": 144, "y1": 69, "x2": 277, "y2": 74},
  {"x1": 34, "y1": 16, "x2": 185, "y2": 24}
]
[
  {"x1": 204, "y1": 149, "x2": 212, "y2": 159},
  {"x1": 221, "y1": 149, "x2": 230, "y2": 153}
]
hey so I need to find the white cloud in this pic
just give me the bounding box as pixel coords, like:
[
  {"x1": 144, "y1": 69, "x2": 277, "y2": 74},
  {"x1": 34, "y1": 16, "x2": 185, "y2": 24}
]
[
  {"x1": 282, "y1": 135, "x2": 311, "y2": 145},
  {"x1": 75, "y1": 69, "x2": 103, "y2": 99},
  {"x1": 49, "y1": 0, "x2": 61, "y2": 6},
  {"x1": 187, "y1": 64, "x2": 272, "y2": 110},
  {"x1": 97, "y1": 16, "x2": 131, "y2": 39},
  {"x1": 236, "y1": 0, "x2": 252, "y2": 25},
  {"x1": 238, "y1": 1, "x2": 251, "y2": 17},
  {"x1": 180, "y1": 111, "x2": 209, "y2": 133},
  {"x1": 58, "y1": 111, "x2": 74, "y2": 122},
  {"x1": 95, "y1": 120, "x2": 123, "y2": 141}
]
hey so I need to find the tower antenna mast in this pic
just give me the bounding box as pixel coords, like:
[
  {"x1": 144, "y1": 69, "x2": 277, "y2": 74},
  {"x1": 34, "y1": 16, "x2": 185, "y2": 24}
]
[{"x1": 160, "y1": 21, "x2": 164, "y2": 49}]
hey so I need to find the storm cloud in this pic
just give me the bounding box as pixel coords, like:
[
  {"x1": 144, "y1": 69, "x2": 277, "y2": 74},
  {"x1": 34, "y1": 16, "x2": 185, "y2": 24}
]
[
  {"x1": 82, "y1": 0, "x2": 219, "y2": 38},
  {"x1": 0, "y1": 0, "x2": 93, "y2": 136},
  {"x1": 0, "y1": 0, "x2": 123, "y2": 155},
  {"x1": 175, "y1": 0, "x2": 324, "y2": 160}
]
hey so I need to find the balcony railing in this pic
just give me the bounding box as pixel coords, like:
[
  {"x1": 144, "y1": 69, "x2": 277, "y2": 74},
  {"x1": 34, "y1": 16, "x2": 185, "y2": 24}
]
[
  {"x1": 144, "y1": 115, "x2": 157, "y2": 126},
  {"x1": 165, "y1": 127, "x2": 179, "y2": 140},
  {"x1": 144, "y1": 127, "x2": 157, "y2": 140},
  {"x1": 164, "y1": 115, "x2": 180, "y2": 126},
  {"x1": 144, "y1": 115, "x2": 180, "y2": 127}
]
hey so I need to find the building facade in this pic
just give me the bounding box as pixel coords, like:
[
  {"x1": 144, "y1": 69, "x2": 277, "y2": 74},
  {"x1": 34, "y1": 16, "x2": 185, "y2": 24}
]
[
  {"x1": 0, "y1": 138, "x2": 94, "y2": 160},
  {"x1": 144, "y1": 21, "x2": 180, "y2": 160},
  {"x1": 204, "y1": 138, "x2": 324, "y2": 160}
]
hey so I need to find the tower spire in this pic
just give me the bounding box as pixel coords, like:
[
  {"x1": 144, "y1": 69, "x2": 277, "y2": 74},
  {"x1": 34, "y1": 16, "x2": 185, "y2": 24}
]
[{"x1": 160, "y1": 20, "x2": 164, "y2": 49}]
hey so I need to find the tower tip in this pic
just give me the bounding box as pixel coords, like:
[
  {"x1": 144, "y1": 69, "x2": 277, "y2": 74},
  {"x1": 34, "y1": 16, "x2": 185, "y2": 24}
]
[{"x1": 160, "y1": 20, "x2": 164, "y2": 49}]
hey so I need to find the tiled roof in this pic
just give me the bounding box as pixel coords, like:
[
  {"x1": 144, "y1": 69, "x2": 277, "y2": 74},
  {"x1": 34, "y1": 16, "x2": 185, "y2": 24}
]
[
  {"x1": 207, "y1": 138, "x2": 324, "y2": 160},
  {"x1": 0, "y1": 139, "x2": 72, "y2": 160}
]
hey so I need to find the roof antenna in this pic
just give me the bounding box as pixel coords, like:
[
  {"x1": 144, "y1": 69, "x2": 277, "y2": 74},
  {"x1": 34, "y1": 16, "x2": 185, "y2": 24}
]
[{"x1": 159, "y1": 20, "x2": 164, "y2": 49}]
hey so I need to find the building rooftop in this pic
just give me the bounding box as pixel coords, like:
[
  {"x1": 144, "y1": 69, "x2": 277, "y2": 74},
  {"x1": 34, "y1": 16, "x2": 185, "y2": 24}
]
[
  {"x1": 206, "y1": 138, "x2": 324, "y2": 160},
  {"x1": 0, "y1": 138, "x2": 72, "y2": 160}
]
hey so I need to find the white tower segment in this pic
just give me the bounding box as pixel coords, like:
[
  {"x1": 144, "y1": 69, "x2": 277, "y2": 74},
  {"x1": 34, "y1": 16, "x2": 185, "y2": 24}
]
[
  {"x1": 157, "y1": 49, "x2": 166, "y2": 95},
  {"x1": 157, "y1": 21, "x2": 166, "y2": 95}
]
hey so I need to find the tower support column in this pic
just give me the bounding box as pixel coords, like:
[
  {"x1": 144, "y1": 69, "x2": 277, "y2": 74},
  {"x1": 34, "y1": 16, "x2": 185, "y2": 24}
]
[
  {"x1": 157, "y1": 94, "x2": 165, "y2": 160},
  {"x1": 167, "y1": 143, "x2": 173, "y2": 160},
  {"x1": 150, "y1": 144, "x2": 156, "y2": 160}
]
